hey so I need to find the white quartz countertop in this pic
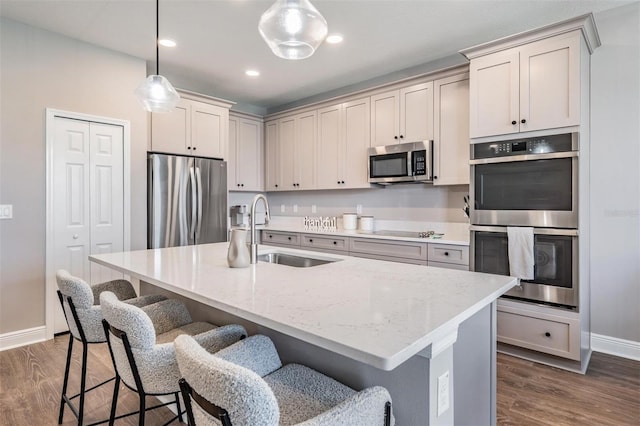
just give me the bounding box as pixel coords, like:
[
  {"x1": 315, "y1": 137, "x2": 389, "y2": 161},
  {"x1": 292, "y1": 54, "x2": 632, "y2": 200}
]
[
  {"x1": 258, "y1": 218, "x2": 470, "y2": 246},
  {"x1": 90, "y1": 243, "x2": 515, "y2": 370}
]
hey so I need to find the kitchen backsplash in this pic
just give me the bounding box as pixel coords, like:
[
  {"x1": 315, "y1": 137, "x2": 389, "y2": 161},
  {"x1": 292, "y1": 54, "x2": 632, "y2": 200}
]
[{"x1": 229, "y1": 184, "x2": 470, "y2": 223}]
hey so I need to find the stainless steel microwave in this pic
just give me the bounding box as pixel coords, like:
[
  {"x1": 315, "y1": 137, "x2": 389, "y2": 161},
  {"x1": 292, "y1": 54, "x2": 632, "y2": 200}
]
[{"x1": 368, "y1": 140, "x2": 433, "y2": 184}]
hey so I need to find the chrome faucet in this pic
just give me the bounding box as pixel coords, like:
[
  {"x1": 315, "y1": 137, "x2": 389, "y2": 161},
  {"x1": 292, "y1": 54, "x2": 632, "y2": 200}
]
[{"x1": 250, "y1": 194, "x2": 270, "y2": 264}]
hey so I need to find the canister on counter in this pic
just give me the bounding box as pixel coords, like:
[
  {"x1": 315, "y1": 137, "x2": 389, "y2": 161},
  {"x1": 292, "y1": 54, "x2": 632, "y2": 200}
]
[
  {"x1": 359, "y1": 215, "x2": 374, "y2": 232},
  {"x1": 342, "y1": 213, "x2": 357, "y2": 230}
]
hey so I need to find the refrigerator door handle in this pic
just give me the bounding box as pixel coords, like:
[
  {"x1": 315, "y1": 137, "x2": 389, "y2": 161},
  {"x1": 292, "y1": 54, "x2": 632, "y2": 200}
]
[
  {"x1": 195, "y1": 166, "x2": 203, "y2": 240},
  {"x1": 189, "y1": 166, "x2": 197, "y2": 240}
]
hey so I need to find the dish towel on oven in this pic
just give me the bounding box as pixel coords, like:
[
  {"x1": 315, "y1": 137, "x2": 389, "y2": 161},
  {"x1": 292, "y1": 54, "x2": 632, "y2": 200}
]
[{"x1": 507, "y1": 227, "x2": 534, "y2": 280}]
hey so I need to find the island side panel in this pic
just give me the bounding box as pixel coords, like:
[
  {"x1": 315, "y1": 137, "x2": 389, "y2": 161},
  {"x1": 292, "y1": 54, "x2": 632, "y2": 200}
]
[{"x1": 453, "y1": 302, "x2": 496, "y2": 425}]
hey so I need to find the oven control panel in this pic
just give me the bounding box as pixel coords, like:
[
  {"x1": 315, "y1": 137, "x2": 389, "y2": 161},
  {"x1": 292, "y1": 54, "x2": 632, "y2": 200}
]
[{"x1": 473, "y1": 133, "x2": 575, "y2": 159}]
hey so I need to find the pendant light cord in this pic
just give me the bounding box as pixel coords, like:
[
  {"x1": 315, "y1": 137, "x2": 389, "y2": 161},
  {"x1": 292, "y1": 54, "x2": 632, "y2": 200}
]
[{"x1": 156, "y1": 0, "x2": 159, "y2": 75}]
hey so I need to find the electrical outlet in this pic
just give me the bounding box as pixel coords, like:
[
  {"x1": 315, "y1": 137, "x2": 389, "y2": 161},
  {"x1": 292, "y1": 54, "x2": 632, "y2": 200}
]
[
  {"x1": 0, "y1": 205, "x2": 13, "y2": 219},
  {"x1": 437, "y1": 371, "x2": 450, "y2": 416},
  {"x1": 356, "y1": 204, "x2": 363, "y2": 214},
  {"x1": 311, "y1": 204, "x2": 317, "y2": 213},
  {"x1": 293, "y1": 204, "x2": 298, "y2": 213},
  {"x1": 280, "y1": 204, "x2": 285, "y2": 213}
]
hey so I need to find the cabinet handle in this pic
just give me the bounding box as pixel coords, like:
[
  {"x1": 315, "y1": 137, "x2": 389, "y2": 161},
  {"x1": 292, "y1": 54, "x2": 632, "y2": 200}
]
[
  {"x1": 333, "y1": 241, "x2": 337, "y2": 245},
  {"x1": 268, "y1": 235, "x2": 273, "y2": 238},
  {"x1": 434, "y1": 176, "x2": 438, "y2": 180},
  {"x1": 275, "y1": 184, "x2": 278, "y2": 188},
  {"x1": 521, "y1": 119, "x2": 527, "y2": 124},
  {"x1": 341, "y1": 180, "x2": 345, "y2": 184},
  {"x1": 511, "y1": 120, "x2": 517, "y2": 125},
  {"x1": 287, "y1": 237, "x2": 292, "y2": 241},
  {"x1": 237, "y1": 184, "x2": 240, "y2": 187},
  {"x1": 187, "y1": 146, "x2": 192, "y2": 150},
  {"x1": 193, "y1": 147, "x2": 197, "y2": 151},
  {"x1": 309, "y1": 239, "x2": 313, "y2": 243},
  {"x1": 545, "y1": 332, "x2": 551, "y2": 337},
  {"x1": 444, "y1": 252, "x2": 449, "y2": 256},
  {"x1": 337, "y1": 181, "x2": 340, "y2": 184},
  {"x1": 241, "y1": 184, "x2": 244, "y2": 187},
  {"x1": 394, "y1": 136, "x2": 398, "y2": 140},
  {"x1": 400, "y1": 135, "x2": 404, "y2": 139}
]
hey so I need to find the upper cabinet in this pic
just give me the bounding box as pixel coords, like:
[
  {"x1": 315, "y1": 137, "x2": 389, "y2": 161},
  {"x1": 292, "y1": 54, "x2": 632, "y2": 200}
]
[
  {"x1": 228, "y1": 113, "x2": 263, "y2": 192},
  {"x1": 370, "y1": 82, "x2": 433, "y2": 146},
  {"x1": 267, "y1": 111, "x2": 317, "y2": 191},
  {"x1": 463, "y1": 14, "x2": 601, "y2": 140},
  {"x1": 317, "y1": 97, "x2": 371, "y2": 189},
  {"x1": 151, "y1": 94, "x2": 231, "y2": 159},
  {"x1": 433, "y1": 73, "x2": 470, "y2": 186}
]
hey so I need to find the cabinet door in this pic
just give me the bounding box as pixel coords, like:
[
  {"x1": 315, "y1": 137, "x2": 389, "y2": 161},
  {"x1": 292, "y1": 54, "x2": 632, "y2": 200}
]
[
  {"x1": 400, "y1": 81, "x2": 434, "y2": 142},
  {"x1": 370, "y1": 90, "x2": 400, "y2": 146},
  {"x1": 278, "y1": 117, "x2": 296, "y2": 190},
  {"x1": 342, "y1": 98, "x2": 371, "y2": 188},
  {"x1": 191, "y1": 101, "x2": 228, "y2": 159},
  {"x1": 228, "y1": 116, "x2": 239, "y2": 189},
  {"x1": 264, "y1": 120, "x2": 280, "y2": 191},
  {"x1": 295, "y1": 111, "x2": 317, "y2": 190},
  {"x1": 236, "y1": 118, "x2": 263, "y2": 191},
  {"x1": 151, "y1": 99, "x2": 190, "y2": 154},
  {"x1": 317, "y1": 104, "x2": 343, "y2": 189},
  {"x1": 519, "y1": 31, "x2": 581, "y2": 132},
  {"x1": 433, "y1": 73, "x2": 470, "y2": 186},
  {"x1": 469, "y1": 49, "x2": 520, "y2": 138}
]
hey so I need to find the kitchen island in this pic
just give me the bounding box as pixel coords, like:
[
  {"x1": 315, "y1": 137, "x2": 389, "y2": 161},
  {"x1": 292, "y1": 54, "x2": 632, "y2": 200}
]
[{"x1": 90, "y1": 243, "x2": 516, "y2": 425}]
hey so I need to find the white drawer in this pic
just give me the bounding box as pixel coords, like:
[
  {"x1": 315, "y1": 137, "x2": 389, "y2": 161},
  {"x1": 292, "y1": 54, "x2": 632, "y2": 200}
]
[
  {"x1": 262, "y1": 231, "x2": 300, "y2": 247},
  {"x1": 427, "y1": 261, "x2": 469, "y2": 271},
  {"x1": 428, "y1": 243, "x2": 469, "y2": 266},
  {"x1": 497, "y1": 303, "x2": 580, "y2": 360},
  {"x1": 301, "y1": 234, "x2": 349, "y2": 251}
]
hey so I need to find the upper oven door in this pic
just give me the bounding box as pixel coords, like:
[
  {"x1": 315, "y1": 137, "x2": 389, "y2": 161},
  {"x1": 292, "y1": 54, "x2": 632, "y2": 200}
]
[{"x1": 470, "y1": 153, "x2": 578, "y2": 228}]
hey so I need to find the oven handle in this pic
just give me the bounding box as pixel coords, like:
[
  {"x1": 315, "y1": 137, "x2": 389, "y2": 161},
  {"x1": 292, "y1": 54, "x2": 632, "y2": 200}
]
[
  {"x1": 470, "y1": 151, "x2": 577, "y2": 165},
  {"x1": 470, "y1": 225, "x2": 578, "y2": 236}
]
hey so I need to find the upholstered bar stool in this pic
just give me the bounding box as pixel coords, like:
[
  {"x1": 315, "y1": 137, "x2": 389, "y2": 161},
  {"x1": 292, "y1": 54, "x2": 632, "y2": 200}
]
[
  {"x1": 175, "y1": 334, "x2": 394, "y2": 426},
  {"x1": 55, "y1": 269, "x2": 167, "y2": 425},
  {"x1": 100, "y1": 291, "x2": 247, "y2": 425}
]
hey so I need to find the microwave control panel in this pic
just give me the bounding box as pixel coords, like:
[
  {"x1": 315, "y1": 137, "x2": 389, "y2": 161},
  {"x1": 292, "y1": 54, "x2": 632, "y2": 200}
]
[
  {"x1": 473, "y1": 133, "x2": 574, "y2": 159},
  {"x1": 412, "y1": 150, "x2": 426, "y2": 176}
]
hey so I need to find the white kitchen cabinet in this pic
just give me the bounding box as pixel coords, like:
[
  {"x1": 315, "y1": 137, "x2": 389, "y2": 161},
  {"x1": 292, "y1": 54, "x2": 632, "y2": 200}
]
[
  {"x1": 228, "y1": 113, "x2": 263, "y2": 191},
  {"x1": 151, "y1": 97, "x2": 230, "y2": 159},
  {"x1": 317, "y1": 97, "x2": 371, "y2": 189},
  {"x1": 469, "y1": 31, "x2": 581, "y2": 138},
  {"x1": 370, "y1": 82, "x2": 433, "y2": 146},
  {"x1": 264, "y1": 120, "x2": 280, "y2": 190},
  {"x1": 277, "y1": 111, "x2": 317, "y2": 191},
  {"x1": 262, "y1": 231, "x2": 300, "y2": 248},
  {"x1": 427, "y1": 243, "x2": 469, "y2": 269},
  {"x1": 433, "y1": 73, "x2": 470, "y2": 186}
]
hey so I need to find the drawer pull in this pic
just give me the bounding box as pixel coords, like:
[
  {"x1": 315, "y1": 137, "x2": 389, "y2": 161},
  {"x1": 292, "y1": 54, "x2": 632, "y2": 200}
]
[
  {"x1": 545, "y1": 332, "x2": 551, "y2": 338},
  {"x1": 444, "y1": 252, "x2": 449, "y2": 256},
  {"x1": 268, "y1": 235, "x2": 273, "y2": 239},
  {"x1": 309, "y1": 239, "x2": 313, "y2": 243},
  {"x1": 333, "y1": 241, "x2": 337, "y2": 245},
  {"x1": 287, "y1": 237, "x2": 292, "y2": 241}
]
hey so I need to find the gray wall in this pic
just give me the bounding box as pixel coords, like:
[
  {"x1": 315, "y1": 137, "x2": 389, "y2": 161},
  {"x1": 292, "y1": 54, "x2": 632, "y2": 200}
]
[
  {"x1": 590, "y1": 2, "x2": 640, "y2": 342},
  {"x1": 0, "y1": 18, "x2": 149, "y2": 334}
]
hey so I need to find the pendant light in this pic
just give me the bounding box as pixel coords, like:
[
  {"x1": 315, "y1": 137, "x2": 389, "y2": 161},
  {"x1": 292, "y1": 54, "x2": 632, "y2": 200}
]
[
  {"x1": 135, "y1": 0, "x2": 180, "y2": 112},
  {"x1": 258, "y1": 0, "x2": 328, "y2": 60}
]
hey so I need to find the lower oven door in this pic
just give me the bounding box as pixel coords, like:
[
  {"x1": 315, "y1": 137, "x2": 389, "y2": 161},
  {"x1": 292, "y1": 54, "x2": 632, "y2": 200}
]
[{"x1": 470, "y1": 225, "x2": 578, "y2": 308}]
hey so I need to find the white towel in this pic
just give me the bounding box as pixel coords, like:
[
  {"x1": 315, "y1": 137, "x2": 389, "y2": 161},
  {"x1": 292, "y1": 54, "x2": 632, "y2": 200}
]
[{"x1": 507, "y1": 227, "x2": 535, "y2": 280}]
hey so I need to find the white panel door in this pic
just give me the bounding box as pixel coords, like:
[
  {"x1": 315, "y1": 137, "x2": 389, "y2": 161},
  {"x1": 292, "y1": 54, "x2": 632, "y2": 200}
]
[
  {"x1": 52, "y1": 117, "x2": 124, "y2": 333},
  {"x1": 317, "y1": 104, "x2": 342, "y2": 189},
  {"x1": 400, "y1": 81, "x2": 434, "y2": 142},
  {"x1": 342, "y1": 98, "x2": 371, "y2": 188},
  {"x1": 295, "y1": 111, "x2": 317, "y2": 190},
  {"x1": 370, "y1": 90, "x2": 400, "y2": 146},
  {"x1": 236, "y1": 118, "x2": 263, "y2": 191},
  {"x1": 278, "y1": 117, "x2": 296, "y2": 190},
  {"x1": 264, "y1": 121, "x2": 280, "y2": 190},
  {"x1": 151, "y1": 99, "x2": 190, "y2": 155},
  {"x1": 192, "y1": 101, "x2": 228, "y2": 159},
  {"x1": 89, "y1": 122, "x2": 124, "y2": 284}
]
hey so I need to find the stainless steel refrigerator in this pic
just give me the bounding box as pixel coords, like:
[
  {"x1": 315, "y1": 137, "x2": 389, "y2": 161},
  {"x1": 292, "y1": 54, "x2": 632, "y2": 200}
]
[{"x1": 148, "y1": 153, "x2": 227, "y2": 248}]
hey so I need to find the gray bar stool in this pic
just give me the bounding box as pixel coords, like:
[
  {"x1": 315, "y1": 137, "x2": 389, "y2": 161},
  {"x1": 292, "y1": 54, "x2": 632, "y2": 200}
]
[
  {"x1": 175, "y1": 334, "x2": 394, "y2": 426},
  {"x1": 55, "y1": 269, "x2": 167, "y2": 425},
  {"x1": 100, "y1": 291, "x2": 247, "y2": 425}
]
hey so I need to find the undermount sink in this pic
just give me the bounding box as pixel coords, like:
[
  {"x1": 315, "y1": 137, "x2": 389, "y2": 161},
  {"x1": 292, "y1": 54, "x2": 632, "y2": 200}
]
[{"x1": 258, "y1": 252, "x2": 340, "y2": 268}]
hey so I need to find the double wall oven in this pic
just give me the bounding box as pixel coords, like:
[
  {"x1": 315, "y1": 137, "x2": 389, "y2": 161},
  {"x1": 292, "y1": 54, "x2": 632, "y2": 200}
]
[{"x1": 470, "y1": 133, "x2": 580, "y2": 309}]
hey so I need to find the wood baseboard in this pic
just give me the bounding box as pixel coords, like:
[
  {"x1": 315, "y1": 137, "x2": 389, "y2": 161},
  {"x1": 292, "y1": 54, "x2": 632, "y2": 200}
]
[{"x1": 0, "y1": 326, "x2": 48, "y2": 351}]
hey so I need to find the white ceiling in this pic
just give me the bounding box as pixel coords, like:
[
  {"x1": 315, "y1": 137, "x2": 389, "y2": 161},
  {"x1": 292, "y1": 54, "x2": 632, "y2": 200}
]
[{"x1": 0, "y1": 0, "x2": 629, "y2": 113}]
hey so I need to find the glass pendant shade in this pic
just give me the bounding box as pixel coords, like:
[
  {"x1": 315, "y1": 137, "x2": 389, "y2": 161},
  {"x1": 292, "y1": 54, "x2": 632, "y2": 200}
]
[
  {"x1": 259, "y1": 0, "x2": 328, "y2": 60},
  {"x1": 135, "y1": 74, "x2": 180, "y2": 113}
]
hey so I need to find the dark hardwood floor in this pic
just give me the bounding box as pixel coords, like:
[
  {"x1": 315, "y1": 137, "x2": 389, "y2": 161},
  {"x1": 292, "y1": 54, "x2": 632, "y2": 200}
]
[{"x1": 1, "y1": 334, "x2": 638, "y2": 425}]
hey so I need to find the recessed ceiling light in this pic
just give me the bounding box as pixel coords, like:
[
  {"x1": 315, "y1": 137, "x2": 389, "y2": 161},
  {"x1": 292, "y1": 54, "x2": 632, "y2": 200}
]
[
  {"x1": 326, "y1": 34, "x2": 343, "y2": 44},
  {"x1": 158, "y1": 39, "x2": 176, "y2": 47},
  {"x1": 245, "y1": 70, "x2": 260, "y2": 77}
]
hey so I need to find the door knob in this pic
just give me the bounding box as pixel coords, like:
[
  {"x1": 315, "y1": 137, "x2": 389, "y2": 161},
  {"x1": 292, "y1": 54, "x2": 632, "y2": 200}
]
[{"x1": 72, "y1": 234, "x2": 79, "y2": 239}]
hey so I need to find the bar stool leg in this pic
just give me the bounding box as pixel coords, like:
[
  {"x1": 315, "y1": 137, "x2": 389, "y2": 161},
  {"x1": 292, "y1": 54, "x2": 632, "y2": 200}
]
[
  {"x1": 77, "y1": 340, "x2": 89, "y2": 425},
  {"x1": 58, "y1": 333, "x2": 74, "y2": 424}
]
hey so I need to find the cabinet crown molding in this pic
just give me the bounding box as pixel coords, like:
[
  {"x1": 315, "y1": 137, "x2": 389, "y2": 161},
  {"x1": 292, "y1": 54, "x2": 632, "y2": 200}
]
[
  {"x1": 460, "y1": 13, "x2": 601, "y2": 60},
  {"x1": 176, "y1": 88, "x2": 235, "y2": 109}
]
